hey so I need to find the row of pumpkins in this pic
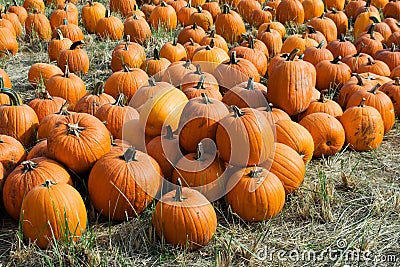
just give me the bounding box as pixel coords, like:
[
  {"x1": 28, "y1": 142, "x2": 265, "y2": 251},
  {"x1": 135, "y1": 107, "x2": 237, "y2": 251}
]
[{"x1": 0, "y1": 0, "x2": 399, "y2": 252}]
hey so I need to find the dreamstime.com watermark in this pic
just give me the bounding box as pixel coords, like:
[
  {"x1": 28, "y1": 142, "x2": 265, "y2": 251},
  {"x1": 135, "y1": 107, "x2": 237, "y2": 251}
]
[{"x1": 256, "y1": 240, "x2": 398, "y2": 265}]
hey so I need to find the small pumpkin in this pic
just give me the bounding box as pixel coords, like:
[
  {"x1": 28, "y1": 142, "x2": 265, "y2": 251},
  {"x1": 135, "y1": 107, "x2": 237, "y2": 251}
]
[
  {"x1": 27, "y1": 140, "x2": 47, "y2": 160},
  {"x1": 123, "y1": 14, "x2": 152, "y2": 45},
  {"x1": 148, "y1": 1, "x2": 178, "y2": 31},
  {"x1": 129, "y1": 77, "x2": 174, "y2": 109},
  {"x1": 189, "y1": 6, "x2": 213, "y2": 31},
  {"x1": 49, "y1": 3, "x2": 79, "y2": 31},
  {"x1": 177, "y1": 22, "x2": 206, "y2": 45},
  {"x1": 0, "y1": 135, "x2": 26, "y2": 175},
  {"x1": 214, "y1": 4, "x2": 246, "y2": 44},
  {"x1": 326, "y1": 33, "x2": 357, "y2": 59},
  {"x1": 303, "y1": 40, "x2": 334, "y2": 67},
  {"x1": 111, "y1": 35, "x2": 146, "y2": 72},
  {"x1": 8, "y1": 1, "x2": 28, "y2": 24},
  {"x1": 222, "y1": 78, "x2": 268, "y2": 108},
  {"x1": 380, "y1": 77, "x2": 400, "y2": 117},
  {"x1": 57, "y1": 41, "x2": 90, "y2": 74},
  {"x1": 53, "y1": 18, "x2": 84, "y2": 43},
  {"x1": 160, "y1": 38, "x2": 187, "y2": 63},
  {"x1": 315, "y1": 56, "x2": 352, "y2": 91},
  {"x1": 82, "y1": 0, "x2": 106, "y2": 34},
  {"x1": 28, "y1": 90, "x2": 65, "y2": 123},
  {"x1": 48, "y1": 29, "x2": 73, "y2": 62},
  {"x1": 27, "y1": 63, "x2": 63, "y2": 88},
  {"x1": 141, "y1": 48, "x2": 171, "y2": 81},
  {"x1": 75, "y1": 81, "x2": 115, "y2": 115},
  {"x1": 301, "y1": 90, "x2": 343, "y2": 119},
  {"x1": 95, "y1": 9, "x2": 124, "y2": 41}
]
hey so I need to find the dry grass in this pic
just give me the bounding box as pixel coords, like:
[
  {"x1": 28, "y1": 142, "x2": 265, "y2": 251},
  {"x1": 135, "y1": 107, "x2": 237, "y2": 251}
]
[{"x1": 0, "y1": 1, "x2": 400, "y2": 266}]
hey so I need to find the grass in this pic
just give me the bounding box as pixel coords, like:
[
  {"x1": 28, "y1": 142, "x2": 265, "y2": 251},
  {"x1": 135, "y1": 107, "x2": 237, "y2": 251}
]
[{"x1": 0, "y1": 0, "x2": 400, "y2": 266}]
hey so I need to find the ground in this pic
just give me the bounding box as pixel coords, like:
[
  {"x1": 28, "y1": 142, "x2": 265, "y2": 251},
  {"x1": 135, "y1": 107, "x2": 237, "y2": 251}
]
[{"x1": 0, "y1": 1, "x2": 400, "y2": 266}]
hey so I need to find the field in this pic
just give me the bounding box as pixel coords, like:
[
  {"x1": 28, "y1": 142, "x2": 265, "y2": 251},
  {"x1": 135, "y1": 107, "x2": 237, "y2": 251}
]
[{"x1": 0, "y1": 0, "x2": 400, "y2": 266}]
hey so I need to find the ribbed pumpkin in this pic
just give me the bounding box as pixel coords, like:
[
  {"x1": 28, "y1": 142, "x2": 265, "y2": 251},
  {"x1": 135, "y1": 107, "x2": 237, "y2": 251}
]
[
  {"x1": 160, "y1": 38, "x2": 187, "y2": 63},
  {"x1": 48, "y1": 29, "x2": 73, "y2": 62},
  {"x1": 47, "y1": 113, "x2": 111, "y2": 173},
  {"x1": 171, "y1": 142, "x2": 225, "y2": 200},
  {"x1": 149, "y1": 2, "x2": 177, "y2": 31},
  {"x1": 222, "y1": 78, "x2": 268, "y2": 108},
  {"x1": 307, "y1": 13, "x2": 338, "y2": 44},
  {"x1": 37, "y1": 101, "x2": 72, "y2": 140},
  {"x1": 198, "y1": 30, "x2": 228, "y2": 53},
  {"x1": 0, "y1": 88, "x2": 38, "y2": 148},
  {"x1": 152, "y1": 179, "x2": 217, "y2": 250},
  {"x1": 181, "y1": 64, "x2": 218, "y2": 90},
  {"x1": 267, "y1": 49, "x2": 315, "y2": 116},
  {"x1": 3, "y1": 157, "x2": 72, "y2": 220},
  {"x1": 129, "y1": 78, "x2": 174, "y2": 109},
  {"x1": 177, "y1": 1, "x2": 196, "y2": 26},
  {"x1": 383, "y1": 0, "x2": 400, "y2": 19},
  {"x1": 303, "y1": 41, "x2": 334, "y2": 67},
  {"x1": 326, "y1": 8, "x2": 348, "y2": 37},
  {"x1": 256, "y1": 103, "x2": 291, "y2": 123},
  {"x1": 82, "y1": 0, "x2": 106, "y2": 33},
  {"x1": 139, "y1": 86, "x2": 188, "y2": 137},
  {"x1": 20, "y1": 181, "x2": 87, "y2": 249},
  {"x1": 315, "y1": 56, "x2": 352, "y2": 90},
  {"x1": 118, "y1": 118, "x2": 151, "y2": 152},
  {"x1": 380, "y1": 77, "x2": 400, "y2": 117},
  {"x1": 216, "y1": 106, "x2": 274, "y2": 167},
  {"x1": 110, "y1": 0, "x2": 136, "y2": 17},
  {"x1": 357, "y1": 58, "x2": 391, "y2": 77},
  {"x1": 258, "y1": 21, "x2": 286, "y2": 39},
  {"x1": 95, "y1": 10, "x2": 124, "y2": 41},
  {"x1": 347, "y1": 84, "x2": 395, "y2": 134},
  {"x1": 374, "y1": 44, "x2": 400, "y2": 72},
  {"x1": 178, "y1": 93, "x2": 229, "y2": 152},
  {"x1": 27, "y1": 140, "x2": 47, "y2": 160},
  {"x1": 28, "y1": 90, "x2": 65, "y2": 123},
  {"x1": 258, "y1": 24, "x2": 283, "y2": 59},
  {"x1": 301, "y1": 90, "x2": 343, "y2": 119},
  {"x1": 161, "y1": 60, "x2": 196, "y2": 87},
  {"x1": 95, "y1": 93, "x2": 139, "y2": 139},
  {"x1": 8, "y1": 2, "x2": 28, "y2": 24},
  {"x1": 214, "y1": 4, "x2": 246, "y2": 44},
  {"x1": 192, "y1": 41, "x2": 229, "y2": 74},
  {"x1": 53, "y1": 18, "x2": 84, "y2": 43},
  {"x1": 57, "y1": 41, "x2": 89, "y2": 74},
  {"x1": 75, "y1": 81, "x2": 115, "y2": 115},
  {"x1": 275, "y1": 119, "x2": 315, "y2": 164},
  {"x1": 88, "y1": 147, "x2": 162, "y2": 220},
  {"x1": 177, "y1": 22, "x2": 206, "y2": 45},
  {"x1": 49, "y1": 3, "x2": 79, "y2": 31},
  {"x1": 326, "y1": 34, "x2": 357, "y2": 58},
  {"x1": 141, "y1": 48, "x2": 171, "y2": 81},
  {"x1": 302, "y1": 0, "x2": 324, "y2": 21},
  {"x1": 354, "y1": 24, "x2": 384, "y2": 57},
  {"x1": 342, "y1": 52, "x2": 373, "y2": 73},
  {"x1": 202, "y1": 0, "x2": 220, "y2": 20},
  {"x1": 1, "y1": 8, "x2": 23, "y2": 37},
  {"x1": 28, "y1": 63, "x2": 63, "y2": 88},
  {"x1": 340, "y1": 98, "x2": 384, "y2": 151},
  {"x1": 25, "y1": 10, "x2": 52, "y2": 41},
  {"x1": 104, "y1": 65, "x2": 149, "y2": 101},
  {"x1": 111, "y1": 36, "x2": 146, "y2": 72},
  {"x1": 189, "y1": 6, "x2": 213, "y2": 31},
  {"x1": 250, "y1": 7, "x2": 273, "y2": 28},
  {"x1": 225, "y1": 166, "x2": 286, "y2": 221},
  {"x1": 24, "y1": 0, "x2": 45, "y2": 14},
  {"x1": 0, "y1": 135, "x2": 26, "y2": 175},
  {"x1": 299, "y1": 113, "x2": 345, "y2": 157},
  {"x1": 46, "y1": 65, "x2": 86, "y2": 110},
  {"x1": 124, "y1": 14, "x2": 152, "y2": 45},
  {"x1": 276, "y1": 0, "x2": 305, "y2": 25},
  {"x1": 281, "y1": 32, "x2": 319, "y2": 56},
  {"x1": 146, "y1": 125, "x2": 181, "y2": 179},
  {"x1": 167, "y1": 0, "x2": 188, "y2": 13},
  {"x1": 182, "y1": 75, "x2": 222, "y2": 100},
  {"x1": 262, "y1": 143, "x2": 306, "y2": 194}
]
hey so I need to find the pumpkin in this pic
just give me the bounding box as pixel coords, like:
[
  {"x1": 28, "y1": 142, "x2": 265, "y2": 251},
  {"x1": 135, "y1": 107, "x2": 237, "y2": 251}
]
[
  {"x1": 267, "y1": 49, "x2": 315, "y2": 116},
  {"x1": 214, "y1": 51, "x2": 260, "y2": 94},
  {"x1": 383, "y1": 0, "x2": 400, "y2": 20},
  {"x1": 364, "y1": 16, "x2": 393, "y2": 43},
  {"x1": 387, "y1": 32, "x2": 400, "y2": 47},
  {"x1": 192, "y1": 41, "x2": 229, "y2": 74},
  {"x1": 88, "y1": 147, "x2": 162, "y2": 221},
  {"x1": 0, "y1": 26, "x2": 18, "y2": 56},
  {"x1": 216, "y1": 106, "x2": 275, "y2": 167},
  {"x1": 337, "y1": 73, "x2": 374, "y2": 108},
  {"x1": 250, "y1": 7, "x2": 273, "y2": 28},
  {"x1": 118, "y1": 118, "x2": 151, "y2": 151},
  {"x1": 8, "y1": 2, "x2": 28, "y2": 24},
  {"x1": 146, "y1": 125, "x2": 181, "y2": 179},
  {"x1": 276, "y1": 0, "x2": 305, "y2": 25},
  {"x1": 28, "y1": 63, "x2": 63, "y2": 88},
  {"x1": 340, "y1": 98, "x2": 384, "y2": 151},
  {"x1": 342, "y1": 51, "x2": 373, "y2": 73},
  {"x1": 46, "y1": 65, "x2": 86, "y2": 110},
  {"x1": 161, "y1": 60, "x2": 196, "y2": 87},
  {"x1": 262, "y1": 143, "x2": 306, "y2": 194},
  {"x1": 0, "y1": 69, "x2": 12, "y2": 88},
  {"x1": 48, "y1": 29, "x2": 73, "y2": 62},
  {"x1": 353, "y1": 1, "x2": 380, "y2": 39},
  {"x1": 139, "y1": 86, "x2": 188, "y2": 137},
  {"x1": 20, "y1": 181, "x2": 87, "y2": 249},
  {"x1": 57, "y1": 41, "x2": 89, "y2": 74},
  {"x1": 152, "y1": 178, "x2": 217, "y2": 250},
  {"x1": 214, "y1": 4, "x2": 246, "y2": 44},
  {"x1": 95, "y1": 93, "x2": 139, "y2": 139},
  {"x1": 49, "y1": 3, "x2": 79, "y2": 31},
  {"x1": 357, "y1": 58, "x2": 391, "y2": 76},
  {"x1": 374, "y1": 44, "x2": 400, "y2": 71},
  {"x1": 202, "y1": 0, "x2": 221, "y2": 21},
  {"x1": 307, "y1": 13, "x2": 338, "y2": 44},
  {"x1": 305, "y1": 26, "x2": 327, "y2": 45},
  {"x1": 167, "y1": 0, "x2": 188, "y2": 13},
  {"x1": 326, "y1": 8, "x2": 348, "y2": 38},
  {"x1": 0, "y1": 88, "x2": 38, "y2": 148},
  {"x1": 280, "y1": 32, "x2": 319, "y2": 56},
  {"x1": 123, "y1": 14, "x2": 152, "y2": 45},
  {"x1": 47, "y1": 112, "x2": 111, "y2": 173},
  {"x1": 104, "y1": 65, "x2": 149, "y2": 101},
  {"x1": 184, "y1": 38, "x2": 201, "y2": 60},
  {"x1": 0, "y1": 135, "x2": 26, "y2": 175},
  {"x1": 27, "y1": 140, "x2": 47, "y2": 160},
  {"x1": 189, "y1": 6, "x2": 213, "y2": 31},
  {"x1": 1, "y1": 8, "x2": 23, "y2": 37},
  {"x1": 149, "y1": 2, "x2": 177, "y2": 31},
  {"x1": 347, "y1": 84, "x2": 395, "y2": 133},
  {"x1": 129, "y1": 77, "x2": 174, "y2": 109},
  {"x1": 160, "y1": 38, "x2": 187, "y2": 62},
  {"x1": 325, "y1": 0, "x2": 345, "y2": 10},
  {"x1": 141, "y1": 4, "x2": 156, "y2": 20},
  {"x1": 141, "y1": 48, "x2": 171, "y2": 81},
  {"x1": 241, "y1": 35, "x2": 269, "y2": 58},
  {"x1": 257, "y1": 103, "x2": 291, "y2": 123},
  {"x1": 181, "y1": 64, "x2": 218, "y2": 90},
  {"x1": 111, "y1": 36, "x2": 146, "y2": 72},
  {"x1": 177, "y1": 22, "x2": 206, "y2": 45},
  {"x1": 82, "y1": 0, "x2": 106, "y2": 33},
  {"x1": 53, "y1": 18, "x2": 84, "y2": 43},
  {"x1": 75, "y1": 81, "x2": 115, "y2": 115},
  {"x1": 354, "y1": 24, "x2": 384, "y2": 57},
  {"x1": 225, "y1": 166, "x2": 286, "y2": 221},
  {"x1": 178, "y1": 93, "x2": 229, "y2": 152},
  {"x1": 37, "y1": 101, "x2": 72, "y2": 139},
  {"x1": 182, "y1": 75, "x2": 222, "y2": 100},
  {"x1": 28, "y1": 90, "x2": 65, "y2": 123},
  {"x1": 3, "y1": 157, "x2": 72, "y2": 220},
  {"x1": 237, "y1": 0, "x2": 262, "y2": 23},
  {"x1": 23, "y1": 0, "x2": 45, "y2": 13},
  {"x1": 258, "y1": 21, "x2": 286, "y2": 39},
  {"x1": 345, "y1": 0, "x2": 366, "y2": 21},
  {"x1": 95, "y1": 10, "x2": 124, "y2": 41},
  {"x1": 299, "y1": 113, "x2": 345, "y2": 157},
  {"x1": 303, "y1": 40, "x2": 334, "y2": 67},
  {"x1": 222, "y1": 78, "x2": 268, "y2": 108},
  {"x1": 110, "y1": 0, "x2": 137, "y2": 17},
  {"x1": 315, "y1": 56, "x2": 352, "y2": 91},
  {"x1": 275, "y1": 119, "x2": 315, "y2": 163},
  {"x1": 302, "y1": 90, "x2": 343, "y2": 119},
  {"x1": 258, "y1": 24, "x2": 283, "y2": 59},
  {"x1": 302, "y1": 0, "x2": 324, "y2": 22},
  {"x1": 380, "y1": 77, "x2": 400, "y2": 117},
  {"x1": 177, "y1": 1, "x2": 196, "y2": 26},
  {"x1": 326, "y1": 34, "x2": 357, "y2": 59}
]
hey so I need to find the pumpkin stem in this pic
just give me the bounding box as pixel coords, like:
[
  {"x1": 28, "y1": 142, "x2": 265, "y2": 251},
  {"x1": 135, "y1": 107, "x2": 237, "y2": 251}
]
[
  {"x1": 120, "y1": 146, "x2": 138, "y2": 162},
  {"x1": 367, "y1": 23, "x2": 375, "y2": 39},
  {"x1": 148, "y1": 77, "x2": 157, "y2": 86},
  {"x1": 64, "y1": 65, "x2": 70, "y2": 78},
  {"x1": 57, "y1": 101, "x2": 71, "y2": 115},
  {"x1": 359, "y1": 97, "x2": 366, "y2": 107},
  {"x1": 64, "y1": 3, "x2": 69, "y2": 11},
  {"x1": 0, "y1": 88, "x2": 22, "y2": 106},
  {"x1": 164, "y1": 125, "x2": 175, "y2": 140},
  {"x1": 161, "y1": 1, "x2": 168, "y2": 7},
  {"x1": 201, "y1": 92, "x2": 212, "y2": 104},
  {"x1": 248, "y1": 166, "x2": 262, "y2": 178},
  {"x1": 319, "y1": 89, "x2": 328, "y2": 102},
  {"x1": 67, "y1": 122, "x2": 86, "y2": 137},
  {"x1": 307, "y1": 25, "x2": 316, "y2": 34},
  {"x1": 209, "y1": 39, "x2": 215, "y2": 48},
  {"x1": 267, "y1": 103, "x2": 273, "y2": 112},
  {"x1": 369, "y1": 83, "x2": 381, "y2": 94},
  {"x1": 172, "y1": 38, "x2": 178, "y2": 46},
  {"x1": 114, "y1": 93, "x2": 126, "y2": 107},
  {"x1": 187, "y1": 0, "x2": 192, "y2": 8},
  {"x1": 194, "y1": 64, "x2": 203, "y2": 75},
  {"x1": 394, "y1": 77, "x2": 400, "y2": 86},
  {"x1": 42, "y1": 180, "x2": 56, "y2": 188},
  {"x1": 196, "y1": 142, "x2": 205, "y2": 161},
  {"x1": 125, "y1": 35, "x2": 131, "y2": 45},
  {"x1": 0, "y1": 76, "x2": 4, "y2": 89},
  {"x1": 195, "y1": 75, "x2": 206, "y2": 89},
  {"x1": 92, "y1": 81, "x2": 105, "y2": 96},
  {"x1": 319, "y1": 12, "x2": 325, "y2": 19},
  {"x1": 63, "y1": 18, "x2": 69, "y2": 25},
  {"x1": 316, "y1": 40, "x2": 325, "y2": 49},
  {"x1": 37, "y1": 90, "x2": 53, "y2": 100},
  {"x1": 287, "y1": 48, "x2": 299, "y2": 61},
  {"x1": 183, "y1": 60, "x2": 192, "y2": 69},
  {"x1": 330, "y1": 7, "x2": 338, "y2": 13},
  {"x1": 266, "y1": 24, "x2": 271, "y2": 32},
  {"x1": 390, "y1": 43, "x2": 396, "y2": 52},
  {"x1": 369, "y1": 16, "x2": 379, "y2": 24},
  {"x1": 248, "y1": 35, "x2": 255, "y2": 49},
  {"x1": 246, "y1": 78, "x2": 255, "y2": 90},
  {"x1": 352, "y1": 73, "x2": 364, "y2": 86},
  {"x1": 22, "y1": 161, "x2": 38, "y2": 174},
  {"x1": 88, "y1": 0, "x2": 94, "y2": 6},
  {"x1": 205, "y1": 45, "x2": 212, "y2": 51},
  {"x1": 173, "y1": 178, "x2": 184, "y2": 202},
  {"x1": 339, "y1": 33, "x2": 346, "y2": 42},
  {"x1": 209, "y1": 30, "x2": 215, "y2": 38},
  {"x1": 188, "y1": 38, "x2": 195, "y2": 46},
  {"x1": 122, "y1": 64, "x2": 131, "y2": 72},
  {"x1": 366, "y1": 0, "x2": 371, "y2": 7},
  {"x1": 229, "y1": 51, "x2": 239, "y2": 64},
  {"x1": 331, "y1": 56, "x2": 341, "y2": 64},
  {"x1": 367, "y1": 57, "x2": 374, "y2": 65},
  {"x1": 56, "y1": 29, "x2": 64, "y2": 40},
  {"x1": 154, "y1": 48, "x2": 160, "y2": 60},
  {"x1": 70, "y1": 40, "x2": 85, "y2": 50},
  {"x1": 196, "y1": 6, "x2": 202, "y2": 13},
  {"x1": 222, "y1": 4, "x2": 230, "y2": 14},
  {"x1": 105, "y1": 9, "x2": 110, "y2": 18},
  {"x1": 232, "y1": 105, "x2": 245, "y2": 118},
  {"x1": 192, "y1": 22, "x2": 197, "y2": 29}
]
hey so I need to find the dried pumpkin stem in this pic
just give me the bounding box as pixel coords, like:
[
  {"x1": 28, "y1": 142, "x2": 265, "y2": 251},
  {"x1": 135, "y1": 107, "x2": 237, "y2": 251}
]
[
  {"x1": 369, "y1": 16, "x2": 379, "y2": 24},
  {"x1": 196, "y1": 142, "x2": 205, "y2": 161},
  {"x1": 67, "y1": 122, "x2": 86, "y2": 137},
  {"x1": 367, "y1": 23, "x2": 375, "y2": 40},
  {"x1": 307, "y1": 25, "x2": 316, "y2": 34},
  {"x1": 92, "y1": 81, "x2": 105, "y2": 96},
  {"x1": 195, "y1": 75, "x2": 206, "y2": 89},
  {"x1": 331, "y1": 56, "x2": 341, "y2": 64},
  {"x1": 248, "y1": 35, "x2": 255, "y2": 49},
  {"x1": 148, "y1": 77, "x2": 156, "y2": 86},
  {"x1": 56, "y1": 29, "x2": 64, "y2": 40},
  {"x1": 105, "y1": 9, "x2": 111, "y2": 18},
  {"x1": 394, "y1": 77, "x2": 400, "y2": 86},
  {"x1": 359, "y1": 97, "x2": 367, "y2": 107},
  {"x1": 120, "y1": 146, "x2": 138, "y2": 162},
  {"x1": 246, "y1": 78, "x2": 255, "y2": 90},
  {"x1": 229, "y1": 51, "x2": 239, "y2": 64},
  {"x1": 0, "y1": 88, "x2": 22, "y2": 106},
  {"x1": 222, "y1": 4, "x2": 230, "y2": 14},
  {"x1": 57, "y1": 101, "x2": 71, "y2": 115},
  {"x1": 154, "y1": 48, "x2": 160, "y2": 60},
  {"x1": 42, "y1": 180, "x2": 56, "y2": 188},
  {"x1": 319, "y1": 90, "x2": 328, "y2": 102},
  {"x1": 88, "y1": 0, "x2": 94, "y2": 6},
  {"x1": 390, "y1": 43, "x2": 396, "y2": 52},
  {"x1": 70, "y1": 40, "x2": 85, "y2": 50},
  {"x1": 201, "y1": 92, "x2": 211, "y2": 104},
  {"x1": 232, "y1": 105, "x2": 245, "y2": 118},
  {"x1": 287, "y1": 48, "x2": 299, "y2": 61},
  {"x1": 369, "y1": 83, "x2": 381, "y2": 94},
  {"x1": 183, "y1": 60, "x2": 192, "y2": 69},
  {"x1": 248, "y1": 167, "x2": 262, "y2": 178},
  {"x1": 209, "y1": 30, "x2": 215, "y2": 38},
  {"x1": 352, "y1": 73, "x2": 364, "y2": 86},
  {"x1": 173, "y1": 178, "x2": 184, "y2": 202},
  {"x1": 192, "y1": 22, "x2": 197, "y2": 29},
  {"x1": 64, "y1": 65, "x2": 70, "y2": 78},
  {"x1": 164, "y1": 125, "x2": 175, "y2": 140},
  {"x1": 317, "y1": 40, "x2": 325, "y2": 49},
  {"x1": 209, "y1": 39, "x2": 215, "y2": 48},
  {"x1": 339, "y1": 33, "x2": 346, "y2": 42},
  {"x1": 194, "y1": 64, "x2": 203, "y2": 75},
  {"x1": 114, "y1": 93, "x2": 126, "y2": 107},
  {"x1": 22, "y1": 161, "x2": 38, "y2": 174}
]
